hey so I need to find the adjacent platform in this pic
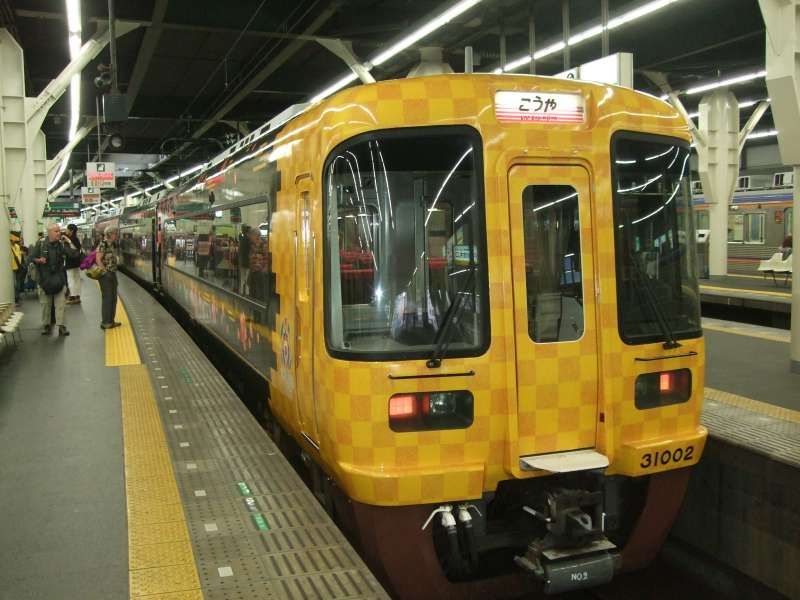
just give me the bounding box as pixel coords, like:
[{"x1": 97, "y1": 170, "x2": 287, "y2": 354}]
[
  {"x1": 700, "y1": 274, "x2": 791, "y2": 316},
  {"x1": 0, "y1": 274, "x2": 387, "y2": 600}
]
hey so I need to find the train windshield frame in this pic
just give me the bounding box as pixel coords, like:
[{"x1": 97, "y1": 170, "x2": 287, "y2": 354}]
[
  {"x1": 323, "y1": 126, "x2": 490, "y2": 361},
  {"x1": 611, "y1": 132, "x2": 702, "y2": 345}
]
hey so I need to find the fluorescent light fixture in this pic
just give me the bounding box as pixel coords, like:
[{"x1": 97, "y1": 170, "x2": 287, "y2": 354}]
[
  {"x1": 310, "y1": 72, "x2": 359, "y2": 104},
  {"x1": 48, "y1": 0, "x2": 82, "y2": 193},
  {"x1": 687, "y1": 97, "x2": 769, "y2": 119},
  {"x1": 498, "y1": 0, "x2": 681, "y2": 73},
  {"x1": 607, "y1": 0, "x2": 679, "y2": 29},
  {"x1": 685, "y1": 70, "x2": 766, "y2": 95},
  {"x1": 746, "y1": 129, "x2": 778, "y2": 140},
  {"x1": 370, "y1": 0, "x2": 483, "y2": 67},
  {"x1": 311, "y1": 0, "x2": 484, "y2": 103}
]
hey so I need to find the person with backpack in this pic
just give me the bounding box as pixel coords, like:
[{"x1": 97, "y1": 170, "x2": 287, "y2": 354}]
[
  {"x1": 64, "y1": 224, "x2": 83, "y2": 304},
  {"x1": 29, "y1": 223, "x2": 78, "y2": 336}
]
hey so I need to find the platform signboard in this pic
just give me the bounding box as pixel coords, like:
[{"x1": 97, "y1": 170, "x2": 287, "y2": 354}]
[
  {"x1": 43, "y1": 202, "x2": 80, "y2": 218},
  {"x1": 7, "y1": 206, "x2": 17, "y2": 219},
  {"x1": 81, "y1": 187, "x2": 102, "y2": 204},
  {"x1": 86, "y1": 162, "x2": 116, "y2": 189}
]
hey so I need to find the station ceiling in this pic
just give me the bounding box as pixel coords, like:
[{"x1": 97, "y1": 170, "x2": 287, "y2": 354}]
[{"x1": 3, "y1": 0, "x2": 770, "y2": 198}]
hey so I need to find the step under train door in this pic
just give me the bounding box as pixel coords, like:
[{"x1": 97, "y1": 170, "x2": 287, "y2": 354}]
[{"x1": 507, "y1": 164, "x2": 603, "y2": 471}]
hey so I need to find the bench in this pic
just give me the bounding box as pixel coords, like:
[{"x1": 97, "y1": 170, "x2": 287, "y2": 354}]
[
  {"x1": 0, "y1": 303, "x2": 24, "y2": 347},
  {"x1": 757, "y1": 252, "x2": 793, "y2": 286}
]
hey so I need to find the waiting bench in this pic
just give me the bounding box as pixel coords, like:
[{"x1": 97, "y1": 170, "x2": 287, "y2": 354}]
[
  {"x1": 0, "y1": 303, "x2": 23, "y2": 347},
  {"x1": 757, "y1": 253, "x2": 793, "y2": 286}
]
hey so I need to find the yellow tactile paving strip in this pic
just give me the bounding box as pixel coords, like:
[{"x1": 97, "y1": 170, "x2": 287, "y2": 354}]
[
  {"x1": 106, "y1": 300, "x2": 141, "y2": 367},
  {"x1": 120, "y1": 364, "x2": 201, "y2": 599},
  {"x1": 706, "y1": 386, "x2": 800, "y2": 425},
  {"x1": 699, "y1": 284, "x2": 791, "y2": 299}
]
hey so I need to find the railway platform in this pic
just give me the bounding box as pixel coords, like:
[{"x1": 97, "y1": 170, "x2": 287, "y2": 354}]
[
  {"x1": 672, "y1": 317, "x2": 800, "y2": 599},
  {"x1": 700, "y1": 275, "x2": 792, "y2": 320},
  {"x1": 0, "y1": 274, "x2": 387, "y2": 600}
]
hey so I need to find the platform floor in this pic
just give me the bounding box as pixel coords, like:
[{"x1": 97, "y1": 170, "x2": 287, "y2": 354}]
[
  {"x1": 0, "y1": 274, "x2": 387, "y2": 600},
  {"x1": 702, "y1": 317, "x2": 800, "y2": 468},
  {"x1": 700, "y1": 274, "x2": 792, "y2": 312}
]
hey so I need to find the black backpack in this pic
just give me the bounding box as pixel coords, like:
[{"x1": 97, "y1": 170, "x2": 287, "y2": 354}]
[{"x1": 36, "y1": 240, "x2": 67, "y2": 295}]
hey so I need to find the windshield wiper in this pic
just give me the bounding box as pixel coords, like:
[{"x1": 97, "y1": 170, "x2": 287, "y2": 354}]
[
  {"x1": 427, "y1": 266, "x2": 477, "y2": 368},
  {"x1": 627, "y1": 253, "x2": 681, "y2": 350}
]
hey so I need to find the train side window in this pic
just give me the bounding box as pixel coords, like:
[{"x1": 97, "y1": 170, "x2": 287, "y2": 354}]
[{"x1": 521, "y1": 185, "x2": 584, "y2": 343}]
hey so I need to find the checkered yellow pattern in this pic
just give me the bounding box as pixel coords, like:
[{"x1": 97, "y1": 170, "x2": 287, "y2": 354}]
[{"x1": 255, "y1": 74, "x2": 706, "y2": 505}]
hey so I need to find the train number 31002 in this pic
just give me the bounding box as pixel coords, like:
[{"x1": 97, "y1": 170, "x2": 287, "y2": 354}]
[{"x1": 640, "y1": 446, "x2": 695, "y2": 469}]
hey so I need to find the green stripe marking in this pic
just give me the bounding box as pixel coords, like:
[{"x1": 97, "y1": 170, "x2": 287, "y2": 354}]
[{"x1": 252, "y1": 513, "x2": 270, "y2": 531}]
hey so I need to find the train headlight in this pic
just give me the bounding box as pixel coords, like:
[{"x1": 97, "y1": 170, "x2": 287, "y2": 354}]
[
  {"x1": 388, "y1": 391, "x2": 473, "y2": 432},
  {"x1": 635, "y1": 369, "x2": 692, "y2": 409}
]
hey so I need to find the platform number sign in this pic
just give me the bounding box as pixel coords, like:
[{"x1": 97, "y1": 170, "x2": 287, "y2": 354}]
[{"x1": 494, "y1": 91, "x2": 586, "y2": 124}]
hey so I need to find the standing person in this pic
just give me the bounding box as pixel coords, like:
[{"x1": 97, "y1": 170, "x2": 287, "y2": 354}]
[
  {"x1": 96, "y1": 226, "x2": 121, "y2": 330},
  {"x1": 238, "y1": 224, "x2": 251, "y2": 295},
  {"x1": 10, "y1": 233, "x2": 25, "y2": 305},
  {"x1": 29, "y1": 224, "x2": 77, "y2": 336},
  {"x1": 64, "y1": 224, "x2": 83, "y2": 304}
]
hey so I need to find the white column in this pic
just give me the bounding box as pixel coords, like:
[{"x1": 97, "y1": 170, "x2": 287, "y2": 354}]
[
  {"x1": 758, "y1": 0, "x2": 800, "y2": 372},
  {"x1": 697, "y1": 90, "x2": 740, "y2": 277}
]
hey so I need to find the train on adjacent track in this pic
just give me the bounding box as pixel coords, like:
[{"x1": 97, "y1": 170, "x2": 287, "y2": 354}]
[{"x1": 85, "y1": 73, "x2": 707, "y2": 598}]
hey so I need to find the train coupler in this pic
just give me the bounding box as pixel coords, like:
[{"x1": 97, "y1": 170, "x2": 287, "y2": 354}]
[{"x1": 514, "y1": 487, "x2": 619, "y2": 593}]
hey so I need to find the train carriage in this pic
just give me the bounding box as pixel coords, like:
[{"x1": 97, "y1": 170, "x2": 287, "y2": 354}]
[{"x1": 99, "y1": 73, "x2": 707, "y2": 598}]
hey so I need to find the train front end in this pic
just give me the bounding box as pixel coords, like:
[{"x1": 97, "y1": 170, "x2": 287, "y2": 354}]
[{"x1": 297, "y1": 74, "x2": 707, "y2": 598}]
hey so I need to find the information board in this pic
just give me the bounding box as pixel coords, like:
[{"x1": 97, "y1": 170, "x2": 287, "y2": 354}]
[{"x1": 86, "y1": 162, "x2": 116, "y2": 189}]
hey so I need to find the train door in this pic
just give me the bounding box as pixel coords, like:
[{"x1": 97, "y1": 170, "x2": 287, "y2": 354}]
[
  {"x1": 151, "y1": 216, "x2": 158, "y2": 284},
  {"x1": 294, "y1": 182, "x2": 320, "y2": 447},
  {"x1": 507, "y1": 164, "x2": 602, "y2": 467}
]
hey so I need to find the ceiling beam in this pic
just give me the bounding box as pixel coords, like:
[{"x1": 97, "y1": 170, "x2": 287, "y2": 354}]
[
  {"x1": 149, "y1": 2, "x2": 340, "y2": 170},
  {"x1": 125, "y1": 0, "x2": 168, "y2": 113}
]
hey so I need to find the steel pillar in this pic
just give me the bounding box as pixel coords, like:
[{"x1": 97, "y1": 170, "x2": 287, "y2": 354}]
[
  {"x1": 758, "y1": 0, "x2": 800, "y2": 372},
  {"x1": 697, "y1": 90, "x2": 740, "y2": 277},
  {"x1": 0, "y1": 29, "x2": 26, "y2": 303}
]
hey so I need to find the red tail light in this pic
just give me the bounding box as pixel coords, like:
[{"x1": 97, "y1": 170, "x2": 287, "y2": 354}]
[
  {"x1": 388, "y1": 391, "x2": 473, "y2": 432},
  {"x1": 659, "y1": 372, "x2": 673, "y2": 392},
  {"x1": 635, "y1": 369, "x2": 691, "y2": 409},
  {"x1": 389, "y1": 395, "x2": 418, "y2": 419}
]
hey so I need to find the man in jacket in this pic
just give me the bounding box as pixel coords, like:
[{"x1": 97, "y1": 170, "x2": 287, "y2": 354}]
[
  {"x1": 29, "y1": 223, "x2": 77, "y2": 336},
  {"x1": 64, "y1": 224, "x2": 83, "y2": 304}
]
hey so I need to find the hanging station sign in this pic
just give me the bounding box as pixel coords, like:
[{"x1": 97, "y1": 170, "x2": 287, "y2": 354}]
[
  {"x1": 494, "y1": 91, "x2": 586, "y2": 124},
  {"x1": 81, "y1": 187, "x2": 102, "y2": 204},
  {"x1": 7, "y1": 207, "x2": 17, "y2": 219},
  {"x1": 555, "y1": 53, "x2": 634, "y2": 89},
  {"x1": 86, "y1": 162, "x2": 116, "y2": 189},
  {"x1": 43, "y1": 202, "x2": 81, "y2": 218}
]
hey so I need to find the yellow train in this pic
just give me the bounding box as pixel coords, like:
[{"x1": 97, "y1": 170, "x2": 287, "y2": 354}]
[{"x1": 111, "y1": 73, "x2": 707, "y2": 597}]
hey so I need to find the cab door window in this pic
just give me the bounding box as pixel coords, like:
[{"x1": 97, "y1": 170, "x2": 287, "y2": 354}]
[{"x1": 521, "y1": 185, "x2": 584, "y2": 342}]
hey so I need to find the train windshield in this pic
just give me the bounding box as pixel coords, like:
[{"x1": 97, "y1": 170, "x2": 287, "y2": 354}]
[
  {"x1": 324, "y1": 127, "x2": 489, "y2": 360},
  {"x1": 612, "y1": 135, "x2": 702, "y2": 344}
]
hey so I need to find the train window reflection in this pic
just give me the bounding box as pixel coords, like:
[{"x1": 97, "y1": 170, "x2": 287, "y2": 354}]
[
  {"x1": 521, "y1": 185, "x2": 584, "y2": 343},
  {"x1": 324, "y1": 127, "x2": 489, "y2": 360},
  {"x1": 163, "y1": 201, "x2": 272, "y2": 304},
  {"x1": 612, "y1": 135, "x2": 701, "y2": 345}
]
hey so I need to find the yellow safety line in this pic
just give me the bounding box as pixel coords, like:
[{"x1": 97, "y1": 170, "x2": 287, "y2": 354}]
[
  {"x1": 106, "y1": 300, "x2": 141, "y2": 367},
  {"x1": 702, "y1": 322, "x2": 790, "y2": 344},
  {"x1": 120, "y1": 364, "x2": 202, "y2": 599},
  {"x1": 723, "y1": 273, "x2": 792, "y2": 282},
  {"x1": 700, "y1": 284, "x2": 791, "y2": 298},
  {"x1": 706, "y1": 386, "x2": 800, "y2": 425}
]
